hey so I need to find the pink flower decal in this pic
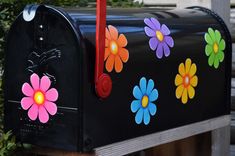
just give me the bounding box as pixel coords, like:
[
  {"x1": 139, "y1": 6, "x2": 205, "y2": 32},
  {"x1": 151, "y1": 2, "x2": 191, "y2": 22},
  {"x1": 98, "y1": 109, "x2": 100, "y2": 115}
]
[{"x1": 21, "y1": 73, "x2": 58, "y2": 123}]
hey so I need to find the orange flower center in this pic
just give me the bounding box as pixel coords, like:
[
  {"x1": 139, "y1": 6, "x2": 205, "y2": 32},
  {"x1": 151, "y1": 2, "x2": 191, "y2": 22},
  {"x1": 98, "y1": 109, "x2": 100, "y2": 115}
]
[
  {"x1": 141, "y1": 95, "x2": 149, "y2": 108},
  {"x1": 213, "y1": 43, "x2": 219, "y2": 53},
  {"x1": 110, "y1": 41, "x2": 118, "y2": 55},
  {"x1": 183, "y1": 75, "x2": 190, "y2": 88},
  {"x1": 156, "y1": 31, "x2": 164, "y2": 42},
  {"x1": 34, "y1": 91, "x2": 45, "y2": 105}
]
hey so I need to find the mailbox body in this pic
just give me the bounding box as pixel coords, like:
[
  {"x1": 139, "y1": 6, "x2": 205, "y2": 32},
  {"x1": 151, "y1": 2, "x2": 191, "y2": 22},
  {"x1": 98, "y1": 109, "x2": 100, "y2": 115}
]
[{"x1": 4, "y1": 6, "x2": 231, "y2": 152}]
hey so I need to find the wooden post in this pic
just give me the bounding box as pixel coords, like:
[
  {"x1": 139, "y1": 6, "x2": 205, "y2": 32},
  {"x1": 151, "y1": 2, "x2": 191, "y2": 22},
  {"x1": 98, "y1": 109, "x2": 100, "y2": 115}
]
[
  {"x1": 95, "y1": 115, "x2": 230, "y2": 156},
  {"x1": 211, "y1": 126, "x2": 230, "y2": 156},
  {"x1": 176, "y1": 0, "x2": 231, "y2": 30}
]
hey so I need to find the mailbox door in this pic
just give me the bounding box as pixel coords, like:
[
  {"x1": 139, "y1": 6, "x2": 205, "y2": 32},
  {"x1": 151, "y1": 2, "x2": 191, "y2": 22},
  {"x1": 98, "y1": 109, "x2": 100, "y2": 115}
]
[{"x1": 4, "y1": 6, "x2": 82, "y2": 151}]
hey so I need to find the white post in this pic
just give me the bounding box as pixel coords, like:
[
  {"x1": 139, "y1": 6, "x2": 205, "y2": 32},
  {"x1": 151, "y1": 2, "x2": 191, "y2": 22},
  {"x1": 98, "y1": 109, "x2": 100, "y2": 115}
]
[
  {"x1": 176, "y1": 0, "x2": 231, "y2": 30},
  {"x1": 211, "y1": 126, "x2": 230, "y2": 156}
]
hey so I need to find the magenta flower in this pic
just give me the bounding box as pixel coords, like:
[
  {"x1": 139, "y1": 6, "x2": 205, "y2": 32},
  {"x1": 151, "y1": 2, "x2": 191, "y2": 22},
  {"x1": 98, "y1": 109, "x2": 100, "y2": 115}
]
[
  {"x1": 21, "y1": 73, "x2": 58, "y2": 123},
  {"x1": 144, "y1": 18, "x2": 174, "y2": 59}
]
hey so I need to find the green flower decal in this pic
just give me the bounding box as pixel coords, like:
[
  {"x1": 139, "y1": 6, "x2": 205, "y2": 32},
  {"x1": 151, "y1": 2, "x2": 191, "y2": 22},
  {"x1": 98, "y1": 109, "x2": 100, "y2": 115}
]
[{"x1": 204, "y1": 28, "x2": 225, "y2": 69}]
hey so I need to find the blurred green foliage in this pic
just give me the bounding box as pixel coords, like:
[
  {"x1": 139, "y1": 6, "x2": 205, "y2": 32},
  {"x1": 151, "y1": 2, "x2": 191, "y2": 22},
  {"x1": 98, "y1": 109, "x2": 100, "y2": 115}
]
[
  {"x1": 0, "y1": 131, "x2": 17, "y2": 156},
  {"x1": 108, "y1": 0, "x2": 143, "y2": 7},
  {"x1": 0, "y1": 80, "x2": 3, "y2": 133}
]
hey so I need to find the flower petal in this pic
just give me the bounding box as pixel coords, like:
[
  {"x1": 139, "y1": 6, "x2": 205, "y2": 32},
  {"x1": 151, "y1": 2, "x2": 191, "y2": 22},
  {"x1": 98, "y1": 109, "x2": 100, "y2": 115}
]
[
  {"x1": 205, "y1": 45, "x2": 213, "y2": 56},
  {"x1": 208, "y1": 53, "x2": 215, "y2": 66},
  {"x1": 133, "y1": 86, "x2": 142, "y2": 100},
  {"x1": 119, "y1": 48, "x2": 129, "y2": 63},
  {"x1": 135, "y1": 108, "x2": 144, "y2": 124},
  {"x1": 28, "y1": 104, "x2": 38, "y2": 121},
  {"x1": 161, "y1": 24, "x2": 170, "y2": 35},
  {"x1": 104, "y1": 48, "x2": 110, "y2": 61},
  {"x1": 215, "y1": 30, "x2": 221, "y2": 43},
  {"x1": 164, "y1": 36, "x2": 174, "y2": 48},
  {"x1": 106, "y1": 27, "x2": 111, "y2": 40},
  {"x1": 149, "y1": 37, "x2": 158, "y2": 50},
  {"x1": 208, "y1": 28, "x2": 216, "y2": 41},
  {"x1": 140, "y1": 77, "x2": 147, "y2": 95},
  {"x1": 156, "y1": 43, "x2": 163, "y2": 59},
  {"x1": 144, "y1": 26, "x2": 156, "y2": 37},
  {"x1": 185, "y1": 58, "x2": 192, "y2": 74},
  {"x1": 219, "y1": 39, "x2": 226, "y2": 51},
  {"x1": 21, "y1": 97, "x2": 34, "y2": 110},
  {"x1": 105, "y1": 38, "x2": 109, "y2": 47},
  {"x1": 205, "y1": 33, "x2": 213, "y2": 45},
  {"x1": 46, "y1": 88, "x2": 58, "y2": 102},
  {"x1": 44, "y1": 101, "x2": 57, "y2": 115},
  {"x1": 108, "y1": 25, "x2": 118, "y2": 40},
  {"x1": 40, "y1": 76, "x2": 51, "y2": 92},
  {"x1": 182, "y1": 88, "x2": 188, "y2": 104},
  {"x1": 176, "y1": 85, "x2": 184, "y2": 99},
  {"x1": 144, "y1": 18, "x2": 156, "y2": 30},
  {"x1": 188, "y1": 85, "x2": 195, "y2": 99},
  {"x1": 30, "y1": 73, "x2": 40, "y2": 90},
  {"x1": 189, "y1": 63, "x2": 197, "y2": 77},
  {"x1": 217, "y1": 51, "x2": 224, "y2": 62},
  {"x1": 114, "y1": 56, "x2": 123, "y2": 73},
  {"x1": 163, "y1": 43, "x2": 170, "y2": 57},
  {"x1": 22, "y1": 83, "x2": 34, "y2": 97},
  {"x1": 39, "y1": 106, "x2": 49, "y2": 123},
  {"x1": 150, "y1": 18, "x2": 160, "y2": 30},
  {"x1": 214, "y1": 56, "x2": 219, "y2": 69},
  {"x1": 190, "y1": 76, "x2": 198, "y2": 87},
  {"x1": 144, "y1": 109, "x2": 150, "y2": 125},
  {"x1": 117, "y1": 34, "x2": 127, "y2": 47},
  {"x1": 131, "y1": 100, "x2": 141, "y2": 113},
  {"x1": 148, "y1": 102, "x2": 157, "y2": 116},
  {"x1": 149, "y1": 89, "x2": 158, "y2": 102},
  {"x1": 178, "y1": 63, "x2": 185, "y2": 77},
  {"x1": 105, "y1": 54, "x2": 115, "y2": 72},
  {"x1": 175, "y1": 74, "x2": 183, "y2": 86},
  {"x1": 146, "y1": 79, "x2": 154, "y2": 95}
]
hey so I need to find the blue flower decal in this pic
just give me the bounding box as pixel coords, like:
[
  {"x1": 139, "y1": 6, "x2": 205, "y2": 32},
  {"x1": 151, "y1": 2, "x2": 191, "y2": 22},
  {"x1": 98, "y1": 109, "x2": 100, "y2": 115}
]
[{"x1": 131, "y1": 77, "x2": 158, "y2": 125}]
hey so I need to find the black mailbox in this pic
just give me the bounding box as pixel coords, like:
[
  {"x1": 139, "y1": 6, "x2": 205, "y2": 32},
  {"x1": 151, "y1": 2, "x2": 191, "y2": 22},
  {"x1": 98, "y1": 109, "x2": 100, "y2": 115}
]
[{"x1": 4, "y1": 4, "x2": 231, "y2": 152}]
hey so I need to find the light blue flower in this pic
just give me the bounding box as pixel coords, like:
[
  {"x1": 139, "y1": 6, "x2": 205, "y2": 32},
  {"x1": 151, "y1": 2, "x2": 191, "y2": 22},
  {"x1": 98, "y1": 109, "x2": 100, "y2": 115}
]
[{"x1": 131, "y1": 77, "x2": 158, "y2": 125}]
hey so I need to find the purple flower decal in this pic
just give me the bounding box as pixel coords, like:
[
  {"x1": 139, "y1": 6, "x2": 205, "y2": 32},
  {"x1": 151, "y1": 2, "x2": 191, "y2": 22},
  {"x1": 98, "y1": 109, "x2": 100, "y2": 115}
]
[{"x1": 144, "y1": 18, "x2": 174, "y2": 59}]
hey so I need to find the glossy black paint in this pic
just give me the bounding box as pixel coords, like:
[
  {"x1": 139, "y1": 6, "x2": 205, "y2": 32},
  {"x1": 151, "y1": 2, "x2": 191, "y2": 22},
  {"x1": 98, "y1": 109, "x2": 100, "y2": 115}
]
[{"x1": 4, "y1": 6, "x2": 231, "y2": 152}]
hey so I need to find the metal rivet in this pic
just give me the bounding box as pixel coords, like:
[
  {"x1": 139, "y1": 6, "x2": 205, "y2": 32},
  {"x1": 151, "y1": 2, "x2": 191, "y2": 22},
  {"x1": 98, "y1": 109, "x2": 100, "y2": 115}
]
[
  {"x1": 39, "y1": 37, "x2": 43, "y2": 41},
  {"x1": 39, "y1": 25, "x2": 43, "y2": 29}
]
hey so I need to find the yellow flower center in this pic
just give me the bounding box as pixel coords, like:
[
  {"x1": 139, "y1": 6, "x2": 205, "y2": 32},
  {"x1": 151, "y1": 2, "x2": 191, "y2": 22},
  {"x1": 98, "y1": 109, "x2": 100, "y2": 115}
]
[
  {"x1": 213, "y1": 43, "x2": 219, "y2": 54},
  {"x1": 110, "y1": 41, "x2": 118, "y2": 55},
  {"x1": 141, "y1": 95, "x2": 149, "y2": 108},
  {"x1": 156, "y1": 31, "x2": 164, "y2": 42},
  {"x1": 34, "y1": 91, "x2": 45, "y2": 105},
  {"x1": 183, "y1": 75, "x2": 190, "y2": 88}
]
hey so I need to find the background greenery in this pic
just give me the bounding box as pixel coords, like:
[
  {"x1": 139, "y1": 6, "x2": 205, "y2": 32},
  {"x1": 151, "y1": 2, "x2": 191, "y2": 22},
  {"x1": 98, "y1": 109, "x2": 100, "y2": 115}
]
[{"x1": 0, "y1": 0, "x2": 142, "y2": 155}]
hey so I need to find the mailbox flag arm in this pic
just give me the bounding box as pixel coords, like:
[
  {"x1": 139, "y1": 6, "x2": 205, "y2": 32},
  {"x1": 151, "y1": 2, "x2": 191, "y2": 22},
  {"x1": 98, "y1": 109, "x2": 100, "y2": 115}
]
[{"x1": 95, "y1": 0, "x2": 112, "y2": 98}]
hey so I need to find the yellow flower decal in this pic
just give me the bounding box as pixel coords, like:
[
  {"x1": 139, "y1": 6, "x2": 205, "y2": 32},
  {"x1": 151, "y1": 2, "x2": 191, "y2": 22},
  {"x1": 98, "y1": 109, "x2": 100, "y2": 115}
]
[{"x1": 175, "y1": 58, "x2": 198, "y2": 104}]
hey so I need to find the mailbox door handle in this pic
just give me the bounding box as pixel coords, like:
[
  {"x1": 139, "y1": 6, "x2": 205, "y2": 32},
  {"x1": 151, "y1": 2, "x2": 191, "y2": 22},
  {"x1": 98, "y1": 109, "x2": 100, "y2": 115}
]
[{"x1": 95, "y1": 0, "x2": 112, "y2": 98}]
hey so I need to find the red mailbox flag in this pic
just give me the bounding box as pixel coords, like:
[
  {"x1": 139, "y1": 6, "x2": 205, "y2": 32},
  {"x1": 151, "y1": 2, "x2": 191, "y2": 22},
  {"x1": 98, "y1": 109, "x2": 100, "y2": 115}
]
[{"x1": 95, "y1": 0, "x2": 112, "y2": 98}]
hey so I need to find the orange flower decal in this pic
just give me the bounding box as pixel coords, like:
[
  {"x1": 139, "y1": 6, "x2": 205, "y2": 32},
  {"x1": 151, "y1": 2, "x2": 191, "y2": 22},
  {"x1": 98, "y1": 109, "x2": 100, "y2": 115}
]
[{"x1": 105, "y1": 25, "x2": 129, "y2": 73}]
